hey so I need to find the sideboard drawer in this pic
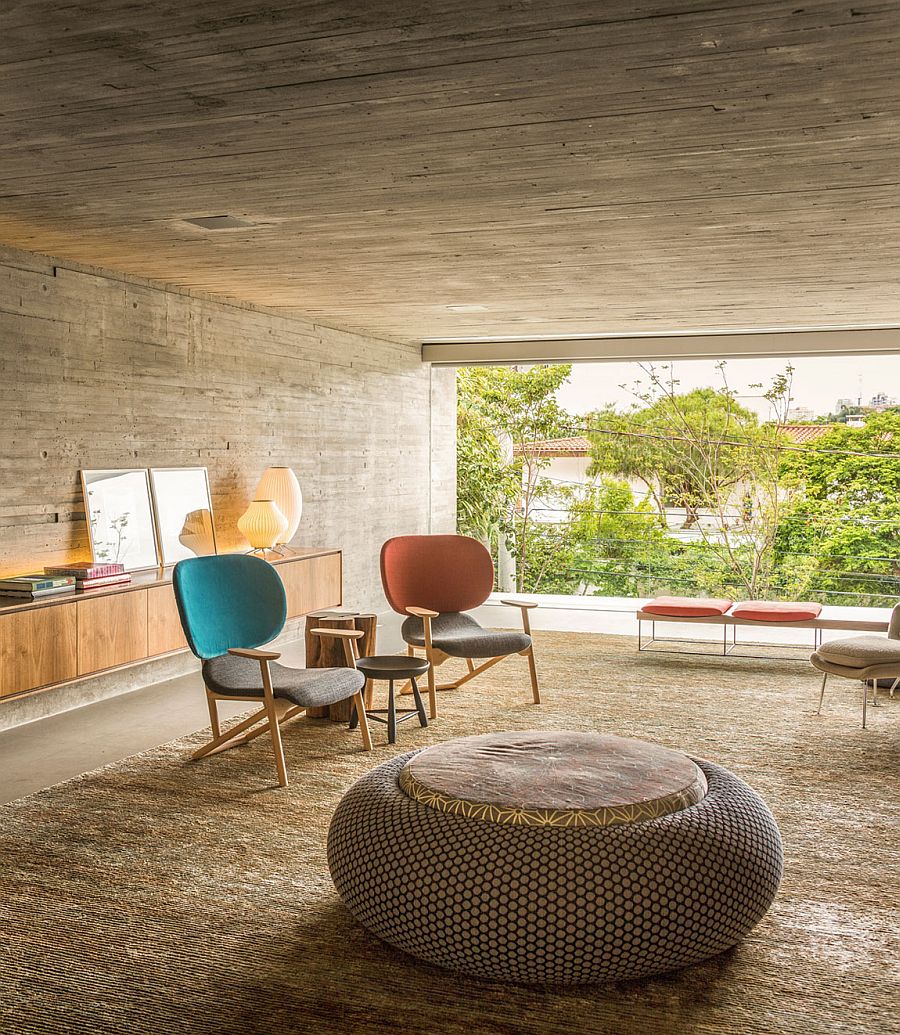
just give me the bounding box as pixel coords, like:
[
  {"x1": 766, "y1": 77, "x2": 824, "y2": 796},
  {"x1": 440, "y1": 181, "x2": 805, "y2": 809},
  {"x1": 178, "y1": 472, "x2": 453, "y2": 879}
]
[
  {"x1": 0, "y1": 603, "x2": 78, "y2": 697},
  {"x1": 279, "y1": 553, "x2": 342, "y2": 617},
  {"x1": 147, "y1": 584, "x2": 189, "y2": 656},
  {"x1": 77, "y1": 591, "x2": 149, "y2": 675}
]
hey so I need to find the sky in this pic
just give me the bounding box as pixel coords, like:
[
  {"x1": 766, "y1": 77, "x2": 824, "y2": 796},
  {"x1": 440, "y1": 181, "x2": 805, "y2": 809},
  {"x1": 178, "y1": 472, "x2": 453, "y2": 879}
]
[{"x1": 554, "y1": 354, "x2": 900, "y2": 421}]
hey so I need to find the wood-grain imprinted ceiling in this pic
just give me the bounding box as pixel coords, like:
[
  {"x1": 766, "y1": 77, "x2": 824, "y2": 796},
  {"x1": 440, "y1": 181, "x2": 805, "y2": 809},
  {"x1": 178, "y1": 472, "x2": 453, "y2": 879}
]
[{"x1": 1, "y1": 0, "x2": 899, "y2": 344}]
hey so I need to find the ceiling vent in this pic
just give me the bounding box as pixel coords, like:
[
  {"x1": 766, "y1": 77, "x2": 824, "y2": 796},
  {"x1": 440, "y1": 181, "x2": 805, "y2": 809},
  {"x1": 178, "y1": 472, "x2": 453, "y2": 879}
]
[{"x1": 184, "y1": 215, "x2": 252, "y2": 230}]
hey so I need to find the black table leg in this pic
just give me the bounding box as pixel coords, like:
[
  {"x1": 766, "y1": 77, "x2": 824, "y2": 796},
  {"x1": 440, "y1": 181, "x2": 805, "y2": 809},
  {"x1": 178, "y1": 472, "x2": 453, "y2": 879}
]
[
  {"x1": 348, "y1": 699, "x2": 359, "y2": 730},
  {"x1": 410, "y1": 677, "x2": 428, "y2": 728},
  {"x1": 387, "y1": 679, "x2": 397, "y2": 744}
]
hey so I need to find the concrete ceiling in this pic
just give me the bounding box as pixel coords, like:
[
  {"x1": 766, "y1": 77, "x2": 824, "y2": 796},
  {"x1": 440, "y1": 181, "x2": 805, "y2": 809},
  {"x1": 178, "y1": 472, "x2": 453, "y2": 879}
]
[{"x1": 2, "y1": 1, "x2": 899, "y2": 344}]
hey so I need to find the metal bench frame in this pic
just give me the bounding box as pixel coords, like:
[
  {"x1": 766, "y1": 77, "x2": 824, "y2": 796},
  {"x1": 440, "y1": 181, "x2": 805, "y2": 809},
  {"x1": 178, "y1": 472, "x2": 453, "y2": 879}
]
[{"x1": 636, "y1": 609, "x2": 888, "y2": 662}]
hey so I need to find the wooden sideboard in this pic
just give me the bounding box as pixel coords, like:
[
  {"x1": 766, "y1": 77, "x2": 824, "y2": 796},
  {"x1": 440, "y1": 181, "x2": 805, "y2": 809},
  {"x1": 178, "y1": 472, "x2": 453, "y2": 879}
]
[{"x1": 0, "y1": 549, "x2": 342, "y2": 701}]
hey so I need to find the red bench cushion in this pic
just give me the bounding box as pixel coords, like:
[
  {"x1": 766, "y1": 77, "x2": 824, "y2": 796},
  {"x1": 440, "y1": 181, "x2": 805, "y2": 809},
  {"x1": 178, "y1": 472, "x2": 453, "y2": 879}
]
[
  {"x1": 642, "y1": 596, "x2": 733, "y2": 618},
  {"x1": 731, "y1": 600, "x2": 822, "y2": 622}
]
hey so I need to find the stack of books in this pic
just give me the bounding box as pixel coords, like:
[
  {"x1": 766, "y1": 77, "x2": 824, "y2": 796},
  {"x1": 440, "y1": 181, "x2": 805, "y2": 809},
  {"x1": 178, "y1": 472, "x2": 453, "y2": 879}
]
[
  {"x1": 44, "y1": 562, "x2": 131, "y2": 590},
  {"x1": 0, "y1": 573, "x2": 77, "y2": 599}
]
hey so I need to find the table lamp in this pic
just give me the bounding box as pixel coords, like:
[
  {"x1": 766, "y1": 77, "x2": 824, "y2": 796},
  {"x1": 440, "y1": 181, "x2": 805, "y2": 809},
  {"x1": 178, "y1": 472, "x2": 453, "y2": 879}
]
[
  {"x1": 237, "y1": 500, "x2": 288, "y2": 554},
  {"x1": 255, "y1": 467, "x2": 302, "y2": 550}
]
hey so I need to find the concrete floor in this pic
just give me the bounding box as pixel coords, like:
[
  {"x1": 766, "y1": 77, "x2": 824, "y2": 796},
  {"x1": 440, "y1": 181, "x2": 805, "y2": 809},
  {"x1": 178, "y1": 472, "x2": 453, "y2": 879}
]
[
  {"x1": 1, "y1": 596, "x2": 880, "y2": 805},
  {"x1": 0, "y1": 624, "x2": 407, "y2": 806}
]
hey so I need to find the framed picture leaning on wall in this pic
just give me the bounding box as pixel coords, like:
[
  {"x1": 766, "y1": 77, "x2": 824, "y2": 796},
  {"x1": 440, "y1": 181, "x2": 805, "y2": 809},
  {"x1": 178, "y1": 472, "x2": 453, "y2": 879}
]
[
  {"x1": 81, "y1": 469, "x2": 160, "y2": 571},
  {"x1": 149, "y1": 467, "x2": 217, "y2": 566}
]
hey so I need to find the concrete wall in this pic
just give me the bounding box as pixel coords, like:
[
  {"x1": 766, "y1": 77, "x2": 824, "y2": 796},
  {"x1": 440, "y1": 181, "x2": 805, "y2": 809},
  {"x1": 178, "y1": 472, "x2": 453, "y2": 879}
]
[{"x1": 0, "y1": 244, "x2": 456, "y2": 724}]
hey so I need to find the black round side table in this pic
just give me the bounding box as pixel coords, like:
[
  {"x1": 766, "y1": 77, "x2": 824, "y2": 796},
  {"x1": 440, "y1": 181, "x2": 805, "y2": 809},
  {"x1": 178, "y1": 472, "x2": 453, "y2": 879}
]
[{"x1": 349, "y1": 655, "x2": 431, "y2": 745}]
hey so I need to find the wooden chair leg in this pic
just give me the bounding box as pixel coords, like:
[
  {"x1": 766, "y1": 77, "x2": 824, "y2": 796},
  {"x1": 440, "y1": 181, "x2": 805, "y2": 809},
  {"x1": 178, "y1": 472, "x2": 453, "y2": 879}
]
[
  {"x1": 191, "y1": 706, "x2": 269, "y2": 760},
  {"x1": 354, "y1": 690, "x2": 373, "y2": 751},
  {"x1": 264, "y1": 695, "x2": 289, "y2": 787},
  {"x1": 257, "y1": 658, "x2": 289, "y2": 787},
  {"x1": 205, "y1": 690, "x2": 221, "y2": 739},
  {"x1": 526, "y1": 645, "x2": 541, "y2": 704}
]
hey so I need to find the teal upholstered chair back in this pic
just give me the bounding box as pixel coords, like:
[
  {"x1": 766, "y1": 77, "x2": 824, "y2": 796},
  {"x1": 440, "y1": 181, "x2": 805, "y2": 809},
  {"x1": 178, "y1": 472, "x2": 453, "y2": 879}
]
[{"x1": 173, "y1": 554, "x2": 287, "y2": 660}]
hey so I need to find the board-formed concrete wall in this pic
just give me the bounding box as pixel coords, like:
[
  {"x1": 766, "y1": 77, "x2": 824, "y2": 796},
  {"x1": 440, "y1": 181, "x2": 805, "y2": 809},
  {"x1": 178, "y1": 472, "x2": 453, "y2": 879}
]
[{"x1": 0, "y1": 244, "x2": 456, "y2": 615}]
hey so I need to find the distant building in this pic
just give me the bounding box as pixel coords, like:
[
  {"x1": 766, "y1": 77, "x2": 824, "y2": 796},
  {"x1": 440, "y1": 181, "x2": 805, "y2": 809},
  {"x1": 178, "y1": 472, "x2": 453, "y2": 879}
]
[
  {"x1": 787, "y1": 406, "x2": 816, "y2": 422},
  {"x1": 869, "y1": 392, "x2": 897, "y2": 411}
]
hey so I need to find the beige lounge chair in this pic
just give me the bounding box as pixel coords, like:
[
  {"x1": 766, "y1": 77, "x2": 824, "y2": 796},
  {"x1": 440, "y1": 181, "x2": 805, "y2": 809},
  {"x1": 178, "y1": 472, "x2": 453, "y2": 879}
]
[{"x1": 810, "y1": 603, "x2": 900, "y2": 728}]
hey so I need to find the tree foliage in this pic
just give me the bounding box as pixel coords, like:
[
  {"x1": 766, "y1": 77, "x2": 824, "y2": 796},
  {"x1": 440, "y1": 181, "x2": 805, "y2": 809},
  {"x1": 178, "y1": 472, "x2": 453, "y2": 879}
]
[
  {"x1": 587, "y1": 386, "x2": 760, "y2": 525},
  {"x1": 455, "y1": 362, "x2": 898, "y2": 605},
  {"x1": 775, "y1": 413, "x2": 900, "y2": 604}
]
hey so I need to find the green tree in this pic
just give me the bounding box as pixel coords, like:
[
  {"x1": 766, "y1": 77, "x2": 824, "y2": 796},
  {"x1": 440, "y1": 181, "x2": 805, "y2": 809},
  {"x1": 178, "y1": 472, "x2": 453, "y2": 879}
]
[
  {"x1": 586, "y1": 363, "x2": 796, "y2": 598},
  {"x1": 455, "y1": 390, "x2": 517, "y2": 548},
  {"x1": 587, "y1": 382, "x2": 761, "y2": 528},
  {"x1": 457, "y1": 365, "x2": 573, "y2": 591},
  {"x1": 775, "y1": 412, "x2": 900, "y2": 604}
]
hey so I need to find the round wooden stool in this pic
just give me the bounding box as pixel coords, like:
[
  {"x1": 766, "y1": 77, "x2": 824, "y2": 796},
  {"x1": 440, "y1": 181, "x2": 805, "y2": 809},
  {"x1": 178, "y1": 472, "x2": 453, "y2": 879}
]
[{"x1": 349, "y1": 655, "x2": 430, "y2": 744}]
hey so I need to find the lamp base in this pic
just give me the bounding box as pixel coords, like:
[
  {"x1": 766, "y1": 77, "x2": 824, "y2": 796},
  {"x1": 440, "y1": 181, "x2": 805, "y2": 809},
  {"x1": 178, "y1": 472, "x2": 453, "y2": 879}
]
[{"x1": 245, "y1": 545, "x2": 296, "y2": 558}]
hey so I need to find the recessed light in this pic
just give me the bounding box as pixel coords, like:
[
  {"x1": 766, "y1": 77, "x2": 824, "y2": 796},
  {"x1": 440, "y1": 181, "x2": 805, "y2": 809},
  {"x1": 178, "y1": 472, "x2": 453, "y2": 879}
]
[
  {"x1": 446, "y1": 304, "x2": 489, "y2": 313},
  {"x1": 184, "y1": 215, "x2": 252, "y2": 230}
]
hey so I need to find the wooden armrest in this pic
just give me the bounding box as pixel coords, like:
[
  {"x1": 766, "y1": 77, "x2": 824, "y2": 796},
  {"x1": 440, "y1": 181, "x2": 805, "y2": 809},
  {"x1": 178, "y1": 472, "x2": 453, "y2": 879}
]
[
  {"x1": 407, "y1": 606, "x2": 439, "y2": 618},
  {"x1": 228, "y1": 647, "x2": 281, "y2": 661},
  {"x1": 500, "y1": 599, "x2": 539, "y2": 610},
  {"x1": 311, "y1": 627, "x2": 365, "y2": 639}
]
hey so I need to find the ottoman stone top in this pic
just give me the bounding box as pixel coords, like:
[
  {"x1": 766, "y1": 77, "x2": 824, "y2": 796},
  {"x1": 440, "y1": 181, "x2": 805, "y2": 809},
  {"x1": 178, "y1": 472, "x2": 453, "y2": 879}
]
[{"x1": 399, "y1": 730, "x2": 708, "y2": 828}]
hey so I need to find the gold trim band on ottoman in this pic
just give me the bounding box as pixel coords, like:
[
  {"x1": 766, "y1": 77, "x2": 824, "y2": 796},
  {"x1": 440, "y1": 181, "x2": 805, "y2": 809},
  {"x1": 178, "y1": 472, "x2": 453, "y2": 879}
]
[{"x1": 398, "y1": 731, "x2": 708, "y2": 828}]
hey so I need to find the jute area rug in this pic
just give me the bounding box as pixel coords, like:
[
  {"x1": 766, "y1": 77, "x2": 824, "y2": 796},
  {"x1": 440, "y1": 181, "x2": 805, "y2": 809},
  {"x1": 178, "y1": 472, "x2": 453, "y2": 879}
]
[{"x1": 1, "y1": 632, "x2": 897, "y2": 1035}]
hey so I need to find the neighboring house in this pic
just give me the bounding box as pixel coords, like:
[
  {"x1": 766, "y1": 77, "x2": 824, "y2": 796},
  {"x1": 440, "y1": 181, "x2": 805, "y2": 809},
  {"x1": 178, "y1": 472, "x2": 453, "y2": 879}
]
[
  {"x1": 516, "y1": 425, "x2": 835, "y2": 487},
  {"x1": 514, "y1": 425, "x2": 837, "y2": 533}
]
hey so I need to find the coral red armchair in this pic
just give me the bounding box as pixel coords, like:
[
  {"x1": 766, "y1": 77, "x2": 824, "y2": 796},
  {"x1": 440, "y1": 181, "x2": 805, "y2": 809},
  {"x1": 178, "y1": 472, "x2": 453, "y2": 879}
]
[{"x1": 380, "y1": 534, "x2": 542, "y2": 717}]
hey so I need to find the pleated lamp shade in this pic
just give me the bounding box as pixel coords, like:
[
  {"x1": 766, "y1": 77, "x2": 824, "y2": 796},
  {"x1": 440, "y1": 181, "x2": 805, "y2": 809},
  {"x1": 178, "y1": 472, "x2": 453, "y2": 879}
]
[
  {"x1": 237, "y1": 500, "x2": 289, "y2": 551},
  {"x1": 255, "y1": 467, "x2": 303, "y2": 544}
]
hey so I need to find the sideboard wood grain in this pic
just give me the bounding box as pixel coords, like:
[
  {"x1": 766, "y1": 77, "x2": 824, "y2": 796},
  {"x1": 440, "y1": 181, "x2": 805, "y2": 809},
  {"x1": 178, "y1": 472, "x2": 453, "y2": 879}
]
[
  {"x1": 77, "y1": 592, "x2": 149, "y2": 675},
  {"x1": 0, "y1": 603, "x2": 78, "y2": 697},
  {"x1": 280, "y1": 552, "x2": 342, "y2": 617},
  {"x1": 147, "y1": 584, "x2": 189, "y2": 656}
]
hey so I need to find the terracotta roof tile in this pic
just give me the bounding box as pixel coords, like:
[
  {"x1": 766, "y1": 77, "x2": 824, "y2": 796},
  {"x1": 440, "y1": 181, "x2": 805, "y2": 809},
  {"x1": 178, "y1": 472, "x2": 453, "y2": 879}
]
[
  {"x1": 515, "y1": 424, "x2": 839, "y2": 455},
  {"x1": 514, "y1": 436, "x2": 591, "y2": 457}
]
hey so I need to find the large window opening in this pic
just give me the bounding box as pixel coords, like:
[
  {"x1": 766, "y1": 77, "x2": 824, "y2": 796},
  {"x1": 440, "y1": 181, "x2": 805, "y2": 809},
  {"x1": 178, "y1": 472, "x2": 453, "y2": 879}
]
[{"x1": 456, "y1": 355, "x2": 900, "y2": 607}]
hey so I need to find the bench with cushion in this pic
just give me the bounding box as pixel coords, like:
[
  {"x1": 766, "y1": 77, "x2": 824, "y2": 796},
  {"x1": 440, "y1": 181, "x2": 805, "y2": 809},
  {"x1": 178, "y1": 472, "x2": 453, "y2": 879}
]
[{"x1": 636, "y1": 595, "x2": 887, "y2": 658}]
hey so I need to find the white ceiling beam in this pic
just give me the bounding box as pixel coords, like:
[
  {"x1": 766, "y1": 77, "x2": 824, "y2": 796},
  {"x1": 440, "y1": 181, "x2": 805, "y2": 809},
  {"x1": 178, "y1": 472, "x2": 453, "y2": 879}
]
[{"x1": 422, "y1": 326, "x2": 900, "y2": 366}]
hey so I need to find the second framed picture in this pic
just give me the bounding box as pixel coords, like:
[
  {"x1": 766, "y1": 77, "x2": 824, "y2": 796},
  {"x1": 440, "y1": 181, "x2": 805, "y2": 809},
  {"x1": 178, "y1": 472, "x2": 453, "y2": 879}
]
[{"x1": 149, "y1": 467, "x2": 218, "y2": 566}]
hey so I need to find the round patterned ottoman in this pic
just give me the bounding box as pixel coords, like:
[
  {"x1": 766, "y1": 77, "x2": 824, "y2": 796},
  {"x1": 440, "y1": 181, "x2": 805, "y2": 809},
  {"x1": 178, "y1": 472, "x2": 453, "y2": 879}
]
[{"x1": 327, "y1": 731, "x2": 783, "y2": 984}]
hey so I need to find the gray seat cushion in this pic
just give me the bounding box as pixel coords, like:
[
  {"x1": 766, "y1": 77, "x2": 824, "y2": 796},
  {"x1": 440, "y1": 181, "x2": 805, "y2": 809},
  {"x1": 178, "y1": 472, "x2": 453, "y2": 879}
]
[
  {"x1": 401, "y1": 611, "x2": 531, "y2": 659},
  {"x1": 816, "y1": 635, "x2": 900, "y2": 670},
  {"x1": 202, "y1": 654, "x2": 364, "y2": 708}
]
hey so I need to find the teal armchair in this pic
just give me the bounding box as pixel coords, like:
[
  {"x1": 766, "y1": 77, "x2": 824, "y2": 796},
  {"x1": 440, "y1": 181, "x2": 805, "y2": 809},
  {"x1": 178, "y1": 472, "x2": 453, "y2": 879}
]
[{"x1": 173, "y1": 554, "x2": 371, "y2": 787}]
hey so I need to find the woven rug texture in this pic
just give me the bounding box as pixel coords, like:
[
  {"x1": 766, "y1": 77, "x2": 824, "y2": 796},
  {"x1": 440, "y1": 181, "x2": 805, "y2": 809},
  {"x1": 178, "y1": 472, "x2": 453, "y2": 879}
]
[{"x1": 1, "y1": 631, "x2": 897, "y2": 1035}]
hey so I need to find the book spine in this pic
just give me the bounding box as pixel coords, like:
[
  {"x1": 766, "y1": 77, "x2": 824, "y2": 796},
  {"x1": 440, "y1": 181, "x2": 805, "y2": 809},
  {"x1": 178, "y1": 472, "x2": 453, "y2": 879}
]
[
  {"x1": 0, "y1": 578, "x2": 75, "y2": 591},
  {"x1": 44, "y1": 564, "x2": 125, "y2": 578},
  {"x1": 76, "y1": 576, "x2": 133, "y2": 589}
]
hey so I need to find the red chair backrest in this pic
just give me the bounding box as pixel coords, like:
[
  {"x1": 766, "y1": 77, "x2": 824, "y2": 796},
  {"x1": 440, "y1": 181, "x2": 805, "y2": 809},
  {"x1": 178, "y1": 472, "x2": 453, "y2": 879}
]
[{"x1": 381, "y1": 535, "x2": 495, "y2": 615}]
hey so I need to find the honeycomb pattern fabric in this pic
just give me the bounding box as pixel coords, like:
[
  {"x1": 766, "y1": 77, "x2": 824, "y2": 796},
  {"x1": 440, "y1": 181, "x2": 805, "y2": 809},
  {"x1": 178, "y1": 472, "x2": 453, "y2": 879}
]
[
  {"x1": 401, "y1": 611, "x2": 532, "y2": 659},
  {"x1": 328, "y1": 752, "x2": 783, "y2": 985}
]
